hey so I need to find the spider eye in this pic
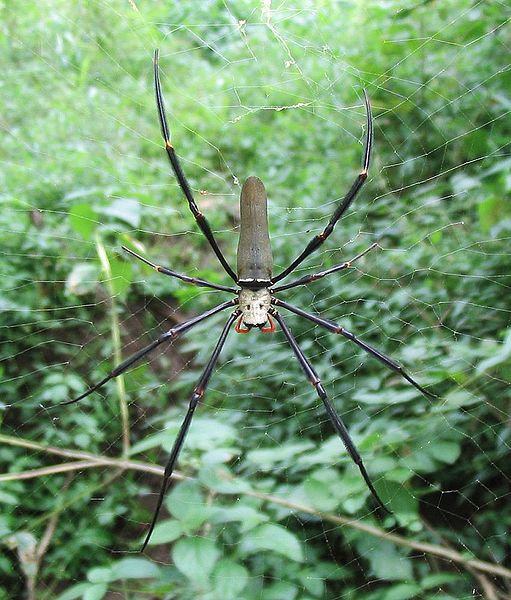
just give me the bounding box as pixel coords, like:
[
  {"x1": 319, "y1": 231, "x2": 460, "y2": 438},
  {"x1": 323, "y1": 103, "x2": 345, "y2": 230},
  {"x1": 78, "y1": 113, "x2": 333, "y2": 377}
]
[
  {"x1": 245, "y1": 305, "x2": 250, "y2": 310},
  {"x1": 259, "y1": 304, "x2": 263, "y2": 308}
]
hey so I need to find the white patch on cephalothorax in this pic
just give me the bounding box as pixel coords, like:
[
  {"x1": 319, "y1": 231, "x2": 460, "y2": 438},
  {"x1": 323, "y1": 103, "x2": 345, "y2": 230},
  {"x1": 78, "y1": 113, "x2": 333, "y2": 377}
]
[{"x1": 239, "y1": 288, "x2": 271, "y2": 327}]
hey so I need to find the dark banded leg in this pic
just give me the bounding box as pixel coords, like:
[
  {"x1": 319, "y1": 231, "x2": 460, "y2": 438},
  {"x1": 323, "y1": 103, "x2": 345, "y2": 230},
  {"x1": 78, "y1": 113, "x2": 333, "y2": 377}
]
[
  {"x1": 60, "y1": 299, "x2": 237, "y2": 406},
  {"x1": 154, "y1": 49, "x2": 237, "y2": 282},
  {"x1": 122, "y1": 246, "x2": 237, "y2": 294},
  {"x1": 272, "y1": 243, "x2": 378, "y2": 293},
  {"x1": 141, "y1": 310, "x2": 238, "y2": 551},
  {"x1": 274, "y1": 299, "x2": 435, "y2": 399},
  {"x1": 272, "y1": 91, "x2": 373, "y2": 285},
  {"x1": 272, "y1": 310, "x2": 389, "y2": 513}
]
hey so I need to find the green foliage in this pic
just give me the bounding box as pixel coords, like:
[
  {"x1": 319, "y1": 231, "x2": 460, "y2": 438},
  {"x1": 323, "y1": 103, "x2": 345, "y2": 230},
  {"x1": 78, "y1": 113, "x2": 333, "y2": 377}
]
[{"x1": 1, "y1": 1, "x2": 510, "y2": 599}]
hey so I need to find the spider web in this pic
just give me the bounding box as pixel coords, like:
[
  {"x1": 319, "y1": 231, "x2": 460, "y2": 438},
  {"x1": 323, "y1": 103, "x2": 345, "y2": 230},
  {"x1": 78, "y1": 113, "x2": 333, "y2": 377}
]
[{"x1": 1, "y1": 1, "x2": 510, "y2": 599}]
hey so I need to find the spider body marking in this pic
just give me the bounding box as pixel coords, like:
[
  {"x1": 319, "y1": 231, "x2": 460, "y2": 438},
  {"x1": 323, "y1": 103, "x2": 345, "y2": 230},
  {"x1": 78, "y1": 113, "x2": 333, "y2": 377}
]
[{"x1": 62, "y1": 49, "x2": 435, "y2": 552}]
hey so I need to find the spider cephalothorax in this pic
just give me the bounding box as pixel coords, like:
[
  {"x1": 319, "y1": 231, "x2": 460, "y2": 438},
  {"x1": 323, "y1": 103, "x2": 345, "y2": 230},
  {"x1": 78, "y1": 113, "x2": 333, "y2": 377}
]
[
  {"x1": 236, "y1": 287, "x2": 273, "y2": 332},
  {"x1": 63, "y1": 49, "x2": 435, "y2": 551}
]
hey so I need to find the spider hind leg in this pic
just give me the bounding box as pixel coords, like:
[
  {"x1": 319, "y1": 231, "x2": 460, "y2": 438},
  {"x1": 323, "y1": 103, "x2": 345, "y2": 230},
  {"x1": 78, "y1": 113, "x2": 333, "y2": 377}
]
[{"x1": 272, "y1": 309, "x2": 391, "y2": 514}]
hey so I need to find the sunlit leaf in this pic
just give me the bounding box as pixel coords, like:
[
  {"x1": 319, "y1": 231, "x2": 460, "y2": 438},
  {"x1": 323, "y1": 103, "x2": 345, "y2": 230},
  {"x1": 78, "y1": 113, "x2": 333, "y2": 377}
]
[
  {"x1": 69, "y1": 204, "x2": 98, "y2": 240},
  {"x1": 109, "y1": 557, "x2": 161, "y2": 580},
  {"x1": 172, "y1": 537, "x2": 220, "y2": 583},
  {"x1": 144, "y1": 519, "x2": 182, "y2": 545},
  {"x1": 65, "y1": 263, "x2": 99, "y2": 296},
  {"x1": 167, "y1": 480, "x2": 212, "y2": 530},
  {"x1": 211, "y1": 559, "x2": 248, "y2": 600},
  {"x1": 356, "y1": 538, "x2": 413, "y2": 581},
  {"x1": 240, "y1": 524, "x2": 304, "y2": 562}
]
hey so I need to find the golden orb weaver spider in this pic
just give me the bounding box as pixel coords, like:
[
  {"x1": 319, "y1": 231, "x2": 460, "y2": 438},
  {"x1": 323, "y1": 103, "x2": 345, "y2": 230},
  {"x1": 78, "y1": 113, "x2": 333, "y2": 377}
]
[{"x1": 63, "y1": 49, "x2": 435, "y2": 551}]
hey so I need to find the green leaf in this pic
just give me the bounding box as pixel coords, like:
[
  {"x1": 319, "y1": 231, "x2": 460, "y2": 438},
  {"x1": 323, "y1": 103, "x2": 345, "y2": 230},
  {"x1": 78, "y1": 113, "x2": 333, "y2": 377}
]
[
  {"x1": 0, "y1": 490, "x2": 18, "y2": 504},
  {"x1": 431, "y1": 389, "x2": 480, "y2": 411},
  {"x1": 83, "y1": 583, "x2": 107, "y2": 600},
  {"x1": 211, "y1": 559, "x2": 249, "y2": 600},
  {"x1": 298, "y1": 568, "x2": 325, "y2": 596},
  {"x1": 87, "y1": 567, "x2": 111, "y2": 584},
  {"x1": 303, "y1": 477, "x2": 340, "y2": 511},
  {"x1": 262, "y1": 581, "x2": 299, "y2": 599},
  {"x1": 129, "y1": 430, "x2": 169, "y2": 455},
  {"x1": 240, "y1": 524, "x2": 304, "y2": 562},
  {"x1": 298, "y1": 437, "x2": 347, "y2": 467},
  {"x1": 109, "y1": 557, "x2": 161, "y2": 580},
  {"x1": 172, "y1": 537, "x2": 220, "y2": 583},
  {"x1": 202, "y1": 447, "x2": 240, "y2": 465},
  {"x1": 353, "y1": 387, "x2": 420, "y2": 405},
  {"x1": 246, "y1": 441, "x2": 314, "y2": 469},
  {"x1": 478, "y1": 196, "x2": 509, "y2": 233},
  {"x1": 429, "y1": 229, "x2": 443, "y2": 244},
  {"x1": 144, "y1": 519, "x2": 182, "y2": 545},
  {"x1": 198, "y1": 464, "x2": 251, "y2": 494},
  {"x1": 107, "y1": 254, "x2": 133, "y2": 297},
  {"x1": 150, "y1": 417, "x2": 236, "y2": 455},
  {"x1": 476, "y1": 327, "x2": 511, "y2": 374},
  {"x1": 55, "y1": 583, "x2": 91, "y2": 600},
  {"x1": 69, "y1": 204, "x2": 98, "y2": 240},
  {"x1": 65, "y1": 263, "x2": 99, "y2": 296},
  {"x1": 382, "y1": 583, "x2": 422, "y2": 600},
  {"x1": 428, "y1": 440, "x2": 461, "y2": 464},
  {"x1": 95, "y1": 235, "x2": 132, "y2": 298},
  {"x1": 102, "y1": 198, "x2": 141, "y2": 227},
  {"x1": 209, "y1": 504, "x2": 269, "y2": 532},
  {"x1": 356, "y1": 538, "x2": 413, "y2": 581},
  {"x1": 420, "y1": 573, "x2": 463, "y2": 589},
  {"x1": 167, "y1": 480, "x2": 212, "y2": 530},
  {"x1": 314, "y1": 561, "x2": 350, "y2": 580},
  {"x1": 375, "y1": 480, "x2": 418, "y2": 518}
]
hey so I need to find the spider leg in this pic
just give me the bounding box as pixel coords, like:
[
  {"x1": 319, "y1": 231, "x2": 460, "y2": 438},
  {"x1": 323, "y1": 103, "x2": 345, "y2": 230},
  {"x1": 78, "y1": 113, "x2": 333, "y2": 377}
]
[
  {"x1": 271, "y1": 310, "x2": 389, "y2": 514},
  {"x1": 271, "y1": 91, "x2": 373, "y2": 284},
  {"x1": 122, "y1": 246, "x2": 238, "y2": 294},
  {"x1": 141, "y1": 310, "x2": 238, "y2": 551},
  {"x1": 154, "y1": 49, "x2": 237, "y2": 283},
  {"x1": 274, "y1": 299, "x2": 436, "y2": 399},
  {"x1": 60, "y1": 299, "x2": 237, "y2": 406},
  {"x1": 272, "y1": 243, "x2": 378, "y2": 293}
]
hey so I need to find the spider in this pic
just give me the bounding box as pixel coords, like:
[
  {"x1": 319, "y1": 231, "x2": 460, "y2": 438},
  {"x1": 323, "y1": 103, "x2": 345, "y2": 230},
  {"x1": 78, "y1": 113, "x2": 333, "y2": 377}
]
[{"x1": 64, "y1": 49, "x2": 435, "y2": 551}]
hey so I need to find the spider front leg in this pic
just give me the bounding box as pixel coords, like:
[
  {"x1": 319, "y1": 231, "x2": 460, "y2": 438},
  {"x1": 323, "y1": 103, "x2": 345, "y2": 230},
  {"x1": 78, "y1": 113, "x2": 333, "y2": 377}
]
[
  {"x1": 122, "y1": 246, "x2": 237, "y2": 294},
  {"x1": 275, "y1": 299, "x2": 435, "y2": 399},
  {"x1": 141, "y1": 310, "x2": 239, "y2": 551},
  {"x1": 153, "y1": 49, "x2": 237, "y2": 282},
  {"x1": 271, "y1": 90, "x2": 373, "y2": 284},
  {"x1": 272, "y1": 243, "x2": 378, "y2": 293},
  {"x1": 271, "y1": 309, "x2": 390, "y2": 514}
]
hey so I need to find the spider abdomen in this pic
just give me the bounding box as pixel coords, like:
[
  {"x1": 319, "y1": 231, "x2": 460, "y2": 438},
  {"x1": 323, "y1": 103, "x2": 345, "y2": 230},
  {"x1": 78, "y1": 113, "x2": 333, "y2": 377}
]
[{"x1": 237, "y1": 176, "x2": 273, "y2": 286}]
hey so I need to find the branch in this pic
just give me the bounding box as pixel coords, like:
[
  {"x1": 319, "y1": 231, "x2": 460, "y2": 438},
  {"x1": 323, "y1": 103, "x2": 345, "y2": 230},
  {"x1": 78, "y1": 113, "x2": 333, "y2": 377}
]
[{"x1": 1, "y1": 433, "x2": 509, "y2": 582}]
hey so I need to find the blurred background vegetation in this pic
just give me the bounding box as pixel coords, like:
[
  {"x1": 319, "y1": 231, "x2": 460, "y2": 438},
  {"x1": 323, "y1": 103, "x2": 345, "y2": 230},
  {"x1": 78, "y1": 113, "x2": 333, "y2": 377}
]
[{"x1": 1, "y1": 1, "x2": 510, "y2": 599}]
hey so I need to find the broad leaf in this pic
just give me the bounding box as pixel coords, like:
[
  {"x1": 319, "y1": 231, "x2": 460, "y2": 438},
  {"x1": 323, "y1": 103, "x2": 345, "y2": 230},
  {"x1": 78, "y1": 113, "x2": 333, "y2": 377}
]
[
  {"x1": 172, "y1": 537, "x2": 220, "y2": 583},
  {"x1": 240, "y1": 524, "x2": 304, "y2": 562}
]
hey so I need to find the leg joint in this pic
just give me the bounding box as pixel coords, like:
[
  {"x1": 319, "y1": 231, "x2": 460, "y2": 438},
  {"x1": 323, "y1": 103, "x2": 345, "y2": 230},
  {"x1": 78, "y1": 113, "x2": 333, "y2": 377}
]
[
  {"x1": 312, "y1": 378, "x2": 327, "y2": 399},
  {"x1": 191, "y1": 389, "x2": 204, "y2": 404}
]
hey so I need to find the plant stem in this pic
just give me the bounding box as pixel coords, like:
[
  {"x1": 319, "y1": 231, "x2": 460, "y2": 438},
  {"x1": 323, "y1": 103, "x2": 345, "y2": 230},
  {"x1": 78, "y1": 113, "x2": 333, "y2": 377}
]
[{"x1": 96, "y1": 234, "x2": 130, "y2": 457}]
